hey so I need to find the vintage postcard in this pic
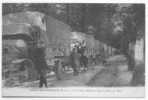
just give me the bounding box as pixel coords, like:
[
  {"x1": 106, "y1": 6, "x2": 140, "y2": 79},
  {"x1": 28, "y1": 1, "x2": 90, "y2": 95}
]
[{"x1": 1, "y1": 1, "x2": 145, "y2": 98}]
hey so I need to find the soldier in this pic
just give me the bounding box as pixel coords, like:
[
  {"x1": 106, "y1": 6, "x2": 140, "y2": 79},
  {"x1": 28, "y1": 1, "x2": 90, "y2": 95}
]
[{"x1": 32, "y1": 41, "x2": 48, "y2": 88}]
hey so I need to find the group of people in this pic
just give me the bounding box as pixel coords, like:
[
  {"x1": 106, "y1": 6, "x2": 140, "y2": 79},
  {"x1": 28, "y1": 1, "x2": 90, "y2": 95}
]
[
  {"x1": 71, "y1": 40, "x2": 89, "y2": 71},
  {"x1": 70, "y1": 40, "x2": 86, "y2": 53},
  {"x1": 29, "y1": 40, "x2": 87, "y2": 88},
  {"x1": 30, "y1": 39, "x2": 102, "y2": 88}
]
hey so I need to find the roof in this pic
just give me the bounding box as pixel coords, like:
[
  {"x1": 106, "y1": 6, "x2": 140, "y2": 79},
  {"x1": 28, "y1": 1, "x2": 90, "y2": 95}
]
[
  {"x1": 3, "y1": 23, "x2": 31, "y2": 36},
  {"x1": 2, "y1": 11, "x2": 45, "y2": 36}
]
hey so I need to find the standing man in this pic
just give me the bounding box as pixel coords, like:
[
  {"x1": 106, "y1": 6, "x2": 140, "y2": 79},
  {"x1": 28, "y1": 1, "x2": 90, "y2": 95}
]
[
  {"x1": 37, "y1": 41, "x2": 48, "y2": 88},
  {"x1": 32, "y1": 41, "x2": 48, "y2": 88},
  {"x1": 30, "y1": 25, "x2": 48, "y2": 88}
]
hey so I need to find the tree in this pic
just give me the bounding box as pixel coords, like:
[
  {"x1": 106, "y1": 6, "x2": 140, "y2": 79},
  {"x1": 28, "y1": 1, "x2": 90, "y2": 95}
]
[
  {"x1": 88, "y1": 4, "x2": 144, "y2": 71},
  {"x1": 3, "y1": 3, "x2": 145, "y2": 71},
  {"x1": 98, "y1": 4, "x2": 145, "y2": 71}
]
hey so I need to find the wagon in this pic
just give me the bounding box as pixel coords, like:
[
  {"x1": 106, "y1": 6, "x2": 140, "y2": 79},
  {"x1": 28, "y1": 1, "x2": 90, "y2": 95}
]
[
  {"x1": 2, "y1": 11, "x2": 81, "y2": 84},
  {"x1": 2, "y1": 24, "x2": 64, "y2": 83}
]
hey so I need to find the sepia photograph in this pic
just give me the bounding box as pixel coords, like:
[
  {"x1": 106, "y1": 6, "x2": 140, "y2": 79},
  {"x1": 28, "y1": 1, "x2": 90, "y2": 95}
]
[{"x1": 2, "y1": 2, "x2": 145, "y2": 97}]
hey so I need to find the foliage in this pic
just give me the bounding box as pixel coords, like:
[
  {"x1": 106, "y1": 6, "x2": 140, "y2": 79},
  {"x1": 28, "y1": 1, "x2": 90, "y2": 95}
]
[
  {"x1": 3, "y1": 3, "x2": 145, "y2": 49},
  {"x1": 2, "y1": 3, "x2": 145, "y2": 74}
]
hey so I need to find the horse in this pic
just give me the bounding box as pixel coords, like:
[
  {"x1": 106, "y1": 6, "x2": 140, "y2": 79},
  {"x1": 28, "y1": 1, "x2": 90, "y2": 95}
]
[{"x1": 54, "y1": 47, "x2": 81, "y2": 76}]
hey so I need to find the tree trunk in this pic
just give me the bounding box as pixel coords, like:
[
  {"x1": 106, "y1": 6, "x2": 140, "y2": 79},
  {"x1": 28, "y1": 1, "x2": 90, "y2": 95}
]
[
  {"x1": 124, "y1": 42, "x2": 136, "y2": 71},
  {"x1": 125, "y1": 53, "x2": 135, "y2": 71},
  {"x1": 120, "y1": 35, "x2": 136, "y2": 71}
]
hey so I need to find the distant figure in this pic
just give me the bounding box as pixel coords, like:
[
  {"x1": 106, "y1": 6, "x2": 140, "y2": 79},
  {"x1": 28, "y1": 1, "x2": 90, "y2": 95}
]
[{"x1": 76, "y1": 41, "x2": 88, "y2": 71}]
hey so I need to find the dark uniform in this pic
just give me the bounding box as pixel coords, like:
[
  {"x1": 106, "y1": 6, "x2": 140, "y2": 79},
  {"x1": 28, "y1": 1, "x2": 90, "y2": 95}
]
[{"x1": 33, "y1": 47, "x2": 48, "y2": 88}]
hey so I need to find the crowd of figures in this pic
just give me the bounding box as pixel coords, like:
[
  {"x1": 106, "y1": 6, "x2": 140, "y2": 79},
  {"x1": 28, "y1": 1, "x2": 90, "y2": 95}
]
[
  {"x1": 2, "y1": 29, "x2": 106, "y2": 88},
  {"x1": 3, "y1": 30, "x2": 107, "y2": 88},
  {"x1": 31, "y1": 40, "x2": 107, "y2": 88},
  {"x1": 3, "y1": 25, "x2": 106, "y2": 87}
]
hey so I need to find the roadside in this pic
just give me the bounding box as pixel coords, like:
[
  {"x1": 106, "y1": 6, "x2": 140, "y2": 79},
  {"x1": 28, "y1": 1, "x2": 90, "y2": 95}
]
[
  {"x1": 49, "y1": 66, "x2": 104, "y2": 87},
  {"x1": 3, "y1": 55, "x2": 144, "y2": 88},
  {"x1": 87, "y1": 55, "x2": 144, "y2": 87},
  {"x1": 19, "y1": 65, "x2": 104, "y2": 87}
]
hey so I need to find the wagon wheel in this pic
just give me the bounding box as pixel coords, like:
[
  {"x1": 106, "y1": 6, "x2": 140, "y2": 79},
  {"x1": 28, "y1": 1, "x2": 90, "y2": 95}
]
[{"x1": 54, "y1": 60, "x2": 64, "y2": 80}]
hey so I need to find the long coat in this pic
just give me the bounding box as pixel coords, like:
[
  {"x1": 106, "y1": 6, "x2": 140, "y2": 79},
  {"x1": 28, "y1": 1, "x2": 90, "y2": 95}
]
[{"x1": 29, "y1": 47, "x2": 47, "y2": 74}]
